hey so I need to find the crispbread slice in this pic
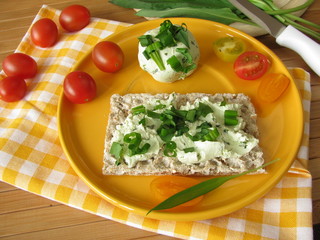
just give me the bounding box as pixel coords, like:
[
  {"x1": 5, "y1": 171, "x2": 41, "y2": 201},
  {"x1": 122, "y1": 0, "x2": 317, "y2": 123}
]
[{"x1": 103, "y1": 93, "x2": 264, "y2": 176}]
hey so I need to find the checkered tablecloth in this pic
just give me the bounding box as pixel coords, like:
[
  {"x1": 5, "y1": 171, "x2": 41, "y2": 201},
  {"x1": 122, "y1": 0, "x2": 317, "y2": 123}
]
[{"x1": 0, "y1": 5, "x2": 313, "y2": 239}]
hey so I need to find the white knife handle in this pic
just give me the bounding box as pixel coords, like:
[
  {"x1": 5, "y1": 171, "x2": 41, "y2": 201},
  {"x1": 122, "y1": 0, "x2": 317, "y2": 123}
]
[{"x1": 276, "y1": 25, "x2": 320, "y2": 76}]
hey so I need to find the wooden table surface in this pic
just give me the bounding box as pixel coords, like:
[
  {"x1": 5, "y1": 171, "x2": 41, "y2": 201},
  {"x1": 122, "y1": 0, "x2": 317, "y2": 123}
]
[{"x1": 0, "y1": 0, "x2": 319, "y2": 239}]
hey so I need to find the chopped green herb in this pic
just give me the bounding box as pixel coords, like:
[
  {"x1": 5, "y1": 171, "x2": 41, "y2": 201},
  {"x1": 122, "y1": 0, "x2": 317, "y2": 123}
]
[
  {"x1": 154, "y1": 103, "x2": 166, "y2": 110},
  {"x1": 225, "y1": 110, "x2": 238, "y2": 118},
  {"x1": 138, "y1": 34, "x2": 153, "y2": 47},
  {"x1": 203, "y1": 128, "x2": 220, "y2": 141},
  {"x1": 225, "y1": 117, "x2": 239, "y2": 126},
  {"x1": 224, "y1": 110, "x2": 239, "y2": 126},
  {"x1": 142, "y1": 50, "x2": 151, "y2": 60},
  {"x1": 182, "y1": 63, "x2": 196, "y2": 73},
  {"x1": 156, "y1": 29, "x2": 176, "y2": 47},
  {"x1": 197, "y1": 122, "x2": 212, "y2": 129},
  {"x1": 166, "y1": 141, "x2": 177, "y2": 150},
  {"x1": 157, "y1": 124, "x2": 176, "y2": 142},
  {"x1": 147, "y1": 110, "x2": 161, "y2": 119},
  {"x1": 164, "y1": 141, "x2": 177, "y2": 157},
  {"x1": 167, "y1": 48, "x2": 196, "y2": 74},
  {"x1": 186, "y1": 109, "x2": 197, "y2": 122},
  {"x1": 167, "y1": 55, "x2": 183, "y2": 72},
  {"x1": 220, "y1": 98, "x2": 227, "y2": 106},
  {"x1": 144, "y1": 41, "x2": 166, "y2": 71},
  {"x1": 197, "y1": 102, "x2": 213, "y2": 118},
  {"x1": 176, "y1": 48, "x2": 193, "y2": 63},
  {"x1": 173, "y1": 108, "x2": 188, "y2": 118},
  {"x1": 110, "y1": 142, "x2": 123, "y2": 165},
  {"x1": 124, "y1": 132, "x2": 142, "y2": 145},
  {"x1": 140, "y1": 143, "x2": 151, "y2": 154},
  {"x1": 124, "y1": 132, "x2": 151, "y2": 156},
  {"x1": 174, "y1": 23, "x2": 190, "y2": 48},
  {"x1": 183, "y1": 147, "x2": 195, "y2": 153},
  {"x1": 132, "y1": 105, "x2": 146, "y2": 115},
  {"x1": 139, "y1": 117, "x2": 146, "y2": 126}
]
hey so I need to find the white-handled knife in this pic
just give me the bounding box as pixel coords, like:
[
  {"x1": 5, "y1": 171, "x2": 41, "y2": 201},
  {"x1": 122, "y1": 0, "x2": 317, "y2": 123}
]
[{"x1": 229, "y1": 0, "x2": 320, "y2": 76}]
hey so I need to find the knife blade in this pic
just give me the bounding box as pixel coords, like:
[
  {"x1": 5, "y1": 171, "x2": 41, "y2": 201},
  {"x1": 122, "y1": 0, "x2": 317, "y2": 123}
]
[{"x1": 229, "y1": 0, "x2": 320, "y2": 76}]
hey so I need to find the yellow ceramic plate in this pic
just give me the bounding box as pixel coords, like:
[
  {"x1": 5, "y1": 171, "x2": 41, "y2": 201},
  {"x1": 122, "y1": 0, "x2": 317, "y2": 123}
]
[{"x1": 58, "y1": 18, "x2": 303, "y2": 221}]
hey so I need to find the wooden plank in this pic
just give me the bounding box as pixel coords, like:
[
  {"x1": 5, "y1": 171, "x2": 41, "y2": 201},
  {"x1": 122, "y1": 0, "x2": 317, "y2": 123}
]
[
  {"x1": 0, "y1": 181, "x2": 177, "y2": 239},
  {"x1": 310, "y1": 138, "x2": 320, "y2": 159},
  {"x1": 0, "y1": 188, "x2": 61, "y2": 214},
  {"x1": 1, "y1": 204, "x2": 103, "y2": 237},
  {"x1": 309, "y1": 158, "x2": 320, "y2": 180},
  {"x1": 310, "y1": 119, "x2": 320, "y2": 139},
  {"x1": 313, "y1": 200, "x2": 320, "y2": 225},
  {"x1": 311, "y1": 101, "x2": 320, "y2": 119},
  {"x1": 313, "y1": 179, "x2": 320, "y2": 201},
  {"x1": 312, "y1": 85, "x2": 320, "y2": 101},
  {"x1": 312, "y1": 180, "x2": 320, "y2": 224},
  {"x1": 0, "y1": 199, "x2": 177, "y2": 239},
  {"x1": 0, "y1": 181, "x2": 17, "y2": 192},
  {"x1": 1, "y1": 220, "x2": 177, "y2": 240}
]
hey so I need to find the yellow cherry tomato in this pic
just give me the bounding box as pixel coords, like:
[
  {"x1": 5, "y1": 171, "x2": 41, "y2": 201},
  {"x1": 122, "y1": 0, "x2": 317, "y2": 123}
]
[
  {"x1": 258, "y1": 73, "x2": 290, "y2": 102},
  {"x1": 213, "y1": 37, "x2": 246, "y2": 62}
]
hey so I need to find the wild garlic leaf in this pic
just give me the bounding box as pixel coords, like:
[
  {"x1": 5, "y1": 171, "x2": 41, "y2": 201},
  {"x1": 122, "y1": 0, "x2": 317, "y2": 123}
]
[{"x1": 147, "y1": 158, "x2": 280, "y2": 215}]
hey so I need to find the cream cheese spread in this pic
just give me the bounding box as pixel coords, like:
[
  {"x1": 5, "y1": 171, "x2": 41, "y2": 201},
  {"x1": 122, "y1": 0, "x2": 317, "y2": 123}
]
[
  {"x1": 138, "y1": 22, "x2": 200, "y2": 83},
  {"x1": 110, "y1": 93, "x2": 259, "y2": 168}
]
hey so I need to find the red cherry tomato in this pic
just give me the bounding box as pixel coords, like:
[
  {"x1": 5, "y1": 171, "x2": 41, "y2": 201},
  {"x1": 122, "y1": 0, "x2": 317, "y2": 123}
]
[
  {"x1": 59, "y1": 5, "x2": 90, "y2": 32},
  {"x1": 31, "y1": 18, "x2": 58, "y2": 48},
  {"x1": 63, "y1": 71, "x2": 96, "y2": 104},
  {"x1": 2, "y1": 53, "x2": 37, "y2": 79},
  {"x1": 0, "y1": 76, "x2": 27, "y2": 102},
  {"x1": 234, "y1": 51, "x2": 270, "y2": 80},
  {"x1": 92, "y1": 41, "x2": 124, "y2": 73},
  {"x1": 150, "y1": 176, "x2": 203, "y2": 207}
]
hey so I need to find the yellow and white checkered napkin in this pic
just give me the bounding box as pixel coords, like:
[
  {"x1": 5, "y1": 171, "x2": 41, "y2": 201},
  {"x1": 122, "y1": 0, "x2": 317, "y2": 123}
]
[{"x1": 0, "y1": 5, "x2": 313, "y2": 239}]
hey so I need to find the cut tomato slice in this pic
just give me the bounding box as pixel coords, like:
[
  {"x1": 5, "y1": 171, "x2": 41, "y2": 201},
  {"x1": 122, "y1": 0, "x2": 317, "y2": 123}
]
[
  {"x1": 258, "y1": 73, "x2": 290, "y2": 102},
  {"x1": 234, "y1": 51, "x2": 270, "y2": 80},
  {"x1": 150, "y1": 176, "x2": 203, "y2": 207},
  {"x1": 213, "y1": 36, "x2": 246, "y2": 62}
]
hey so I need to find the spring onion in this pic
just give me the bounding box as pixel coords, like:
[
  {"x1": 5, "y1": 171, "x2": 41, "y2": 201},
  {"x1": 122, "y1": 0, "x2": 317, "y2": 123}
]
[
  {"x1": 225, "y1": 109, "x2": 238, "y2": 118},
  {"x1": 224, "y1": 110, "x2": 239, "y2": 126},
  {"x1": 154, "y1": 103, "x2": 166, "y2": 110},
  {"x1": 203, "y1": 127, "x2": 220, "y2": 141},
  {"x1": 132, "y1": 105, "x2": 146, "y2": 115},
  {"x1": 124, "y1": 132, "x2": 142, "y2": 145},
  {"x1": 188, "y1": 123, "x2": 219, "y2": 142},
  {"x1": 225, "y1": 117, "x2": 239, "y2": 126},
  {"x1": 124, "y1": 132, "x2": 151, "y2": 156},
  {"x1": 145, "y1": 42, "x2": 166, "y2": 71},
  {"x1": 176, "y1": 48, "x2": 193, "y2": 63},
  {"x1": 139, "y1": 117, "x2": 146, "y2": 126},
  {"x1": 146, "y1": 110, "x2": 161, "y2": 119},
  {"x1": 138, "y1": 35, "x2": 153, "y2": 47},
  {"x1": 110, "y1": 142, "x2": 123, "y2": 163},
  {"x1": 167, "y1": 48, "x2": 197, "y2": 74},
  {"x1": 167, "y1": 55, "x2": 183, "y2": 72},
  {"x1": 156, "y1": 28, "x2": 176, "y2": 47},
  {"x1": 164, "y1": 141, "x2": 177, "y2": 157},
  {"x1": 183, "y1": 147, "x2": 195, "y2": 153},
  {"x1": 220, "y1": 98, "x2": 227, "y2": 106}
]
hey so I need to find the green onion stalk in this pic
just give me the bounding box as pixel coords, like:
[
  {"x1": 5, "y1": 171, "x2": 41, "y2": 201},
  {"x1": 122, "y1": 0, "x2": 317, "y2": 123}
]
[
  {"x1": 110, "y1": 0, "x2": 320, "y2": 41},
  {"x1": 249, "y1": 0, "x2": 320, "y2": 41}
]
